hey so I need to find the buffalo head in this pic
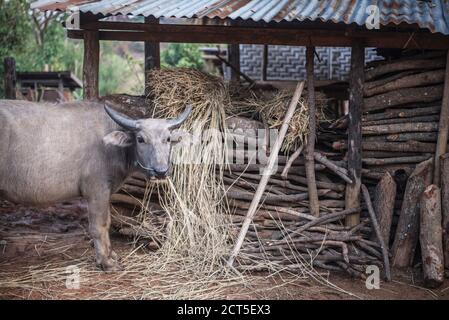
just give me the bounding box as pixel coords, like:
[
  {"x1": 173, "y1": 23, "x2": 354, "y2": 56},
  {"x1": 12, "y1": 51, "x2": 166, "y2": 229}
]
[{"x1": 103, "y1": 104, "x2": 192, "y2": 179}]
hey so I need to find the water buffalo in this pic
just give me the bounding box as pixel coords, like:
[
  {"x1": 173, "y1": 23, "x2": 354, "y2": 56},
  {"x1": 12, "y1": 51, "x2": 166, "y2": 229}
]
[{"x1": 0, "y1": 100, "x2": 191, "y2": 271}]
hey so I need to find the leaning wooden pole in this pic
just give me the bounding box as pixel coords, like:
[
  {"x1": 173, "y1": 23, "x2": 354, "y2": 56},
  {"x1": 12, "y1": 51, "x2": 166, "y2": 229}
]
[
  {"x1": 345, "y1": 41, "x2": 364, "y2": 226},
  {"x1": 433, "y1": 51, "x2": 449, "y2": 186},
  {"x1": 227, "y1": 81, "x2": 305, "y2": 268},
  {"x1": 305, "y1": 46, "x2": 320, "y2": 217}
]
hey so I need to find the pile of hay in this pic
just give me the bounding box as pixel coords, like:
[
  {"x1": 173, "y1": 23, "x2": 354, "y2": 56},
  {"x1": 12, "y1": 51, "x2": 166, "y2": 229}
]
[
  {"x1": 144, "y1": 68, "x2": 232, "y2": 270},
  {"x1": 232, "y1": 89, "x2": 330, "y2": 153}
]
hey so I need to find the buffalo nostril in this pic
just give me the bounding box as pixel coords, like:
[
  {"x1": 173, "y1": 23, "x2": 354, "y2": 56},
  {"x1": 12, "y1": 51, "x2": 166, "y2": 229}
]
[{"x1": 154, "y1": 169, "x2": 168, "y2": 177}]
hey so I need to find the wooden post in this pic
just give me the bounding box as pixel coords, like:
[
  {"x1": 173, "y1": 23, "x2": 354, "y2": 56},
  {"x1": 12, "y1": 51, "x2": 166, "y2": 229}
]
[
  {"x1": 420, "y1": 184, "x2": 444, "y2": 288},
  {"x1": 433, "y1": 51, "x2": 449, "y2": 186},
  {"x1": 440, "y1": 153, "x2": 449, "y2": 270},
  {"x1": 345, "y1": 41, "x2": 364, "y2": 226},
  {"x1": 144, "y1": 17, "x2": 160, "y2": 97},
  {"x1": 82, "y1": 14, "x2": 100, "y2": 100},
  {"x1": 4, "y1": 57, "x2": 16, "y2": 99},
  {"x1": 261, "y1": 45, "x2": 268, "y2": 81},
  {"x1": 228, "y1": 44, "x2": 240, "y2": 82},
  {"x1": 305, "y1": 46, "x2": 320, "y2": 217}
]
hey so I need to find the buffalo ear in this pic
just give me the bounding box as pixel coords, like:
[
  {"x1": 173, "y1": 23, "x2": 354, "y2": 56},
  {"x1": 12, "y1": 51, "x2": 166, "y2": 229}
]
[{"x1": 103, "y1": 131, "x2": 133, "y2": 147}]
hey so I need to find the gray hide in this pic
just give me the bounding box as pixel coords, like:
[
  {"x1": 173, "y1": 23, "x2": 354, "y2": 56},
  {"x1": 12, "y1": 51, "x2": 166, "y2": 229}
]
[{"x1": 0, "y1": 100, "x2": 191, "y2": 270}]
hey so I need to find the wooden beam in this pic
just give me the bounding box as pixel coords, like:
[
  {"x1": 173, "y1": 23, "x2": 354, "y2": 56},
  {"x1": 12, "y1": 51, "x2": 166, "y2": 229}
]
[
  {"x1": 144, "y1": 17, "x2": 160, "y2": 97},
  {"x1": 68, "y1": 22, "x2": 449, "y2": 49},
  {"x1": 345, "y1": 41, "x2": 364, "y2": 227},
  {"x1": 261, "y1": 45, "x2": 268, "y2": 81},
  {"x1": 433, "y1": 51, "x2": 449, "y2": 186},
  {"x1": 305, "y1": 46, "x2": 320, "y2": 217},
  {"x1": 83, "y1": 29, "x2": 100, "y2": 100},
  {"x1": 3, "y1": 57, "x2": 16, "y2": 99},
  {"x1": 228, "y1": 44, "x2": 240, "y2": 82}
]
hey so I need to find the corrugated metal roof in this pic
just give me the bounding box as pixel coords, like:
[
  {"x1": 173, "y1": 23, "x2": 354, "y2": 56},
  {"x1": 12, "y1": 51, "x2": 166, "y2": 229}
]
[{"x1": 31, "y1": 0, "x2": 449, "y2": 35}]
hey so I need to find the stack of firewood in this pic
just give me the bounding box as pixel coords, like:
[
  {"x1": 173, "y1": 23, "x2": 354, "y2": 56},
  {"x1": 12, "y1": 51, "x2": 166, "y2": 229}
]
[
  {"x1": 328, "y1": 51, "x2": 449, "y2": 286},
  {"x1": 223, "y1": 113, "x2": 390, "y2": 277},
  {"x1": 332, "y1": 51, "x2": 446, "y2": 182}
]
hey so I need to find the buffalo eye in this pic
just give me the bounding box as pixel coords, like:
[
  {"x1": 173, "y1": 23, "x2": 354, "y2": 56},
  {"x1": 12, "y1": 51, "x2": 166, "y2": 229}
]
[{"x1": 137, "y1": 136, "x2": 144, "y2": 143}]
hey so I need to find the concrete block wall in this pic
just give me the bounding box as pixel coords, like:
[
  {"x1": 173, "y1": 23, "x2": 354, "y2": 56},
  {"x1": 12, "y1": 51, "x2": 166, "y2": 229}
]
[{"x1": 239, "y1": 45, "x2": 382, "y2": 81}]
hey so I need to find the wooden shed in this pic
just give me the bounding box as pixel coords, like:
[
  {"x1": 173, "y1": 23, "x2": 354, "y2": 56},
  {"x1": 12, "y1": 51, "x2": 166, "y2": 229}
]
[{"x1": 31, "y1": 0, "x2": 449, "y2": 233}]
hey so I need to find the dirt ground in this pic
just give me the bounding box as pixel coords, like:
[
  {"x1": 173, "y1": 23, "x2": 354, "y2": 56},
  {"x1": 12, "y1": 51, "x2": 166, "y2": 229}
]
[{"x1": 0, "y1": 199, "x2": 448, "y2": 300}]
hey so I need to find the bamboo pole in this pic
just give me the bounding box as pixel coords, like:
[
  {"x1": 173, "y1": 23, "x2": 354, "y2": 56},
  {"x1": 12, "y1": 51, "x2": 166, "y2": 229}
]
[{"x1": 226, "y1": 81, "x2": 305, "y2": 268}]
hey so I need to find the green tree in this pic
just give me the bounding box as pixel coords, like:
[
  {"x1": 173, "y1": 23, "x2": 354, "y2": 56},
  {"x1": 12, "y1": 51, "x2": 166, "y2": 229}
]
[
  {"x1": 0, "y1": 0, "x2": 30, "y2": 97},
  {"x1": 161, "y1": 43, "x2": 204, "y2": 70},
  {"x1": 0, "y1": 1, "x2": 144, "y2": 98}
]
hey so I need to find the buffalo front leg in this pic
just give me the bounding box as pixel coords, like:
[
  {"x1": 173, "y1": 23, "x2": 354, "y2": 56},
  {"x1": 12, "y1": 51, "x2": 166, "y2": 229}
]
[{"x1": 86, "y1": 190, "x2": 121, "y2": 272}]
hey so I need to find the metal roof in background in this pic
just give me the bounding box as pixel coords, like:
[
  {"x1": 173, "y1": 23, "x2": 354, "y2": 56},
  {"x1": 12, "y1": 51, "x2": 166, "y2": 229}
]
[{"x1": 31, "y1": 0, "x2": 449, "y2": 35}]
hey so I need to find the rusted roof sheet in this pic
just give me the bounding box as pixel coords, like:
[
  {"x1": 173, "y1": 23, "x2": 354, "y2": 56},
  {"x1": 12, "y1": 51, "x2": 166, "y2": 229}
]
[{"x1": 31, "y1": 0, "x2": 449, "y2": 35}]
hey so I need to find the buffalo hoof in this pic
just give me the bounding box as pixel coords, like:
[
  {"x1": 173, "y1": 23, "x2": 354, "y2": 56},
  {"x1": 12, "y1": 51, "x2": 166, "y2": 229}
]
[{"x1": 98, "y1": 252, "x2": 123, "y2": 272}]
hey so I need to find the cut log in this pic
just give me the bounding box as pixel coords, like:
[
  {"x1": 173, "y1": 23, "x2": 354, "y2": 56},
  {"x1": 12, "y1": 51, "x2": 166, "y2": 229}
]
[
  {"x1": 364, "y1": 69, "x2": 445, "y2": 97},
  {"x1": 419, "y1": 184, "x2": 444, "y2": 288},
  {"x1": 440, "y1": 153, "x2": 449, "y2": 270},
  {"x1": 362, "y1": 150, "x2": 426, "y2": 158},
  {"x1": 362, "y1": 115, "x2": 440, "y2": 126},
  {"x1": 392, "y1": 158, "x2": 433, "y2": 267},
  {"x1": 362, "y1": 105, "x2": 441, "y2": 122},
  {"x1": 364, "y1": 85, "x2": 444, "y2": 112},
  {"x1": 363, "y1": 155, "x2": 432, "y2": 166},
  {"x1": 334, "y1": 140, "x2": 436, "y2": 153},
  {"x1": 362, "y1": 122, "x2": 439, "y2": 135},
  {"x1": 364, "y1": 70, "x2": 416, "y2": 92},
  {"x1": 365, "y1": 58, "x2": 446, "y2": 81},
  {"x1": 385, "y1": 132, "x2": 438, "y2": 142},
  {"x1": 372, "y1": 172, "x2": 396, "y2": 245}
]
